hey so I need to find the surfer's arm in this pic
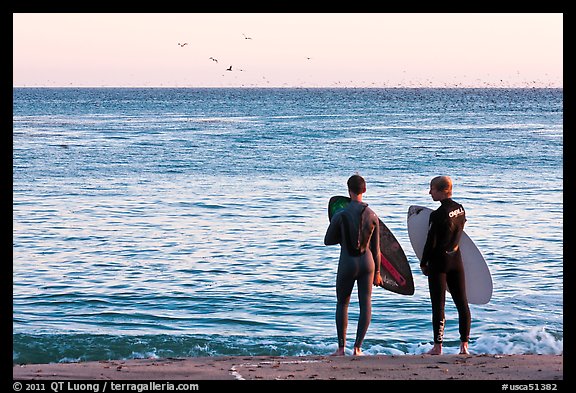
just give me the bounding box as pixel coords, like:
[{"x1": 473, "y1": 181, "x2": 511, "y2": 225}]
[
  {"x1": 324, "y1": 213, "x2": 342, "y2": 245},
  {"x1": 369, "y1": 215, "x2": 380, "y2": 270},
  {"x1": 421, "y1": 219, "x2": 437, "y2": 271},
  {"x1": 369, "y1": 217, "x2": 383, "y2": 286}
]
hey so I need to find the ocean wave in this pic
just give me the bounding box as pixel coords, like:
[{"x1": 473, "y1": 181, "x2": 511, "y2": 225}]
[{"x1": 13, "y1": 327, "x2": 562, "y2": 365}]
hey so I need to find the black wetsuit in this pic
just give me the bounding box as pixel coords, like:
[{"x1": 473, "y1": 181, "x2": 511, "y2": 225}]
[
  {"x1": 421, "y1": 198, "x2": 471, "y2": 344},
  {"x1": 324, "y1": 200, "x2": 380, "y2": 349}
]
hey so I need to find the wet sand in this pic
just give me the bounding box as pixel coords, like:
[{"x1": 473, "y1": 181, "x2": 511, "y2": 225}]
[{"x1": 13, "y1": 354, "x2": 563, "y2": 381}]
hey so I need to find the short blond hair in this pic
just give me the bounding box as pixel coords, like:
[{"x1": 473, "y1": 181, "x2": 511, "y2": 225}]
[{"x1": 431, "y1": 176, "x2": 453, "y2": 197}]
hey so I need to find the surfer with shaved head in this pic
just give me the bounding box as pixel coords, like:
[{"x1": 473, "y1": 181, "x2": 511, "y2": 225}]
[
  {"x1": 421, "y1": 176, "x2": 471, "y2": 355},
  {"x1": 324, "y1": 174, "x2": 383, "y2": 356}
]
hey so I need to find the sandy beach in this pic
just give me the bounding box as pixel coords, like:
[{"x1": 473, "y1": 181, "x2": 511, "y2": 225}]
[{"x1": 13, "y1": 354, "x2": 563, "y2": 381}]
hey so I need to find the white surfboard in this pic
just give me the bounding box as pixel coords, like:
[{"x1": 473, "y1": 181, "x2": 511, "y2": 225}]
[{"x1": 407, "y1": 205, "x2": 492, "y2": 305}]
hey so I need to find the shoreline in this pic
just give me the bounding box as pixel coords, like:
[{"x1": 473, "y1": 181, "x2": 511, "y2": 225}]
[{"x1": 13, "y1": 354, "x2": 563, "y2": 381}]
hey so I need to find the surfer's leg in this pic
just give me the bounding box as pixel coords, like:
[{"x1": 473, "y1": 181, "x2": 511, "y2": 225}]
[
  {"x1": 333, "y1": 269, "x2": 355, "y2": 355},
  {"x1": 427, "y1": 271, "x2": 446, "y2": 355},
  {"x1": 353, "y1": 271, "x2": 373, "y2": 354},
  {"x1": 446, "y1": 267, "x2": 471, "y2": 350}
]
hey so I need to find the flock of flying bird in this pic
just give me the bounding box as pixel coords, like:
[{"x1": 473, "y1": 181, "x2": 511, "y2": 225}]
[
  {"x1": 177, "y1": 33, "x2": 311, "y2": 75},
  {"x1": 175, "y1": 35, "x2": 550, "y2": 88},
  {"x1": 177, "y1": 33, "x2": 256, "y2": 73}
]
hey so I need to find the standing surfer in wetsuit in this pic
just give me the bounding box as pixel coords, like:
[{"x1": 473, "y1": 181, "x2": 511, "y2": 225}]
[
  {"x1": 324, "y1": 174, "x2": 384, "y2": 356},
  {"x1": 420, "y1": 176, "x2": 471, "y2": 355}
]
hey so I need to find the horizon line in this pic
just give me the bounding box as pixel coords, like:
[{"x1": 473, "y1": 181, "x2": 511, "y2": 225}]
[{"x1": 13, "y1": 85, "x2": 563, "y2": 89}]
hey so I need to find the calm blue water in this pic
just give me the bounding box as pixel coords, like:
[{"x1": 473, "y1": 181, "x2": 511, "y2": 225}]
[{"x1": 13, "y1": 88, "x2": 563, "y2": 364}]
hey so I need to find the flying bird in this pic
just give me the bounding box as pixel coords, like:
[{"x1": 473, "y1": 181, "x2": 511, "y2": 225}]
[
  {"x1": 242, "y1": 33, "x2": 252, "y2": 40},
  {"x1": 178, "y1": 43, "x2": 188, "y2": 47},
  {"x1": 226, "y1": 66, "x2": 232, "y2": 71},
  {"x1": 209, "y1": 57, "x2": 218, "y2": 63}
]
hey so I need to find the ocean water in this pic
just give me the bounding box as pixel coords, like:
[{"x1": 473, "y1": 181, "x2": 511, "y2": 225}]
[{"x1": 13, "y1": 88, "x2": 563, "y2": 364}]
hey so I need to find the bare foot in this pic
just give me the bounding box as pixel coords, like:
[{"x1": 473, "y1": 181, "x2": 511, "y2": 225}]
[
  {"x1": 353, "y1": 347, "x2": 363, "y2": 356},
  {"x1": 330, "y1": 347, "x2": 346, "y2": 356},
  {"x1": 426, "y1": 344, "x2": 442, "y2": 355},
  {"x1": 459, "y1": 343, "x2": 470, "y2": 355}
]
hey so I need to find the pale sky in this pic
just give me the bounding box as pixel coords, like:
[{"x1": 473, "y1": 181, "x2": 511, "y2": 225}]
[{"x1": 13, "y1": 13, "x2": 563, "y2": 88}]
